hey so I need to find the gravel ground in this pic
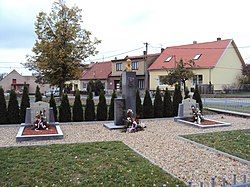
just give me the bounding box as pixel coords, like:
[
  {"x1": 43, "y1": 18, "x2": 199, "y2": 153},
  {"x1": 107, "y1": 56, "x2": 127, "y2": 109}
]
[{"x1": 0, "y1": 114, "x2": 249, "y2": 186}]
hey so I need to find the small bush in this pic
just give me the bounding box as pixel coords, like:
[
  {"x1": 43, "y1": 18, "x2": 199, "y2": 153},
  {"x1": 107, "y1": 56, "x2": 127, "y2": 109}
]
[
  {"x1": 20, "y1": 84, "x2": 30, "y2": 123},
  {"x1": 154, "y1": 87, "x2": 163, "y2": 118},
  {"x1": 193, "y1": 85, "x2": 203, "y2": 111},
  {"x1": 108, "y1": 90, "x2": 117, "y2": 120},
  {"x1": 59, "y1": 94, "x2": 71, "y2": 122},
  {"x1": 49, "y1": 94, "x2": 58, "y2": 122},
  {"x1": 143, "y1": 90, "x2": 154, "y2": 118},
  {"x1": 0, "y1": 87, "x2": 8, "y2": 124},
  {"x1": 35, "y1": 85, "x2": 42, "y2": 102},
  {"x1": 73, "y1": 90, "x2": 83, "y2": 122},
  {"x1": 85, "y1": 91, "x2": 95, "y2": 121},
  {"x1": 97, "y1": 90, "x2": 107, "y2": 121},
  {"x1": 173, "y1": 84, "x2": 182, "y2": 117},
  {"x1": 163, "y1": 88, "x2": 173, "y2": 117},
  {"x1": 7, "y1": 90, "x2": 20, "y2": 124}
]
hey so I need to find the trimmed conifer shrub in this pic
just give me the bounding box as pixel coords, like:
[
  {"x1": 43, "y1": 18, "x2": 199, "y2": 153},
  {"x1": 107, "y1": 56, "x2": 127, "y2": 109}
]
[
  {"x1": 49, "y1": 93, "x2": 58, "y2": 122},
  {"x1": 73, "y1": 90, "x2": 83, "y2": 122},
  {"x1": 0, "y1": 87, "x2": 8, "y2": 124},
  {"x1": 20, "y1": 84, "x2": 30, "y2": 123},
  {"x1": 193, "y1": 85, "x2": 203, "y2": 111},
  {"x1": 136, "y1": 90, "x2": 143, "y2": 118},
  {"x1": 97, "y1": 90, "x2": 107, "y2": 121},
  {"x1": 154, "y1": 87, "x2": 163, "y2": 118},
  {"x1": 108, "y1": 90, "x2": 117, "y2": 120},
  {"x1": 94, "y1": 80, "x2": 104, "y2": 96},
  {"x1": 143, "y1": 90, "x2": 154, "y2": 118},
  {"x1": 184, "y1": 87, "x2": 190, "y2": 99},
  {"x1": 59, "y1": 94, "x2": 71, "y2": 122},
  {"x1": 163, "y1": 87, "x2": 173, "y2": 117},
  {"x1": 35, "y1": 85, "x2": 42, "y2": 102},
  {"x1": 85, "y1": 91, "x2": 95, "y2": 121},
  {"x1": 87, "y1": 80, "x2": 94, "y2": 93},
  {"x1": 173, "y1": 84, "x2": 182, "y2": 117},
  {"x1": 7, "y1": 90, "x2": 20, "y2": 124}
]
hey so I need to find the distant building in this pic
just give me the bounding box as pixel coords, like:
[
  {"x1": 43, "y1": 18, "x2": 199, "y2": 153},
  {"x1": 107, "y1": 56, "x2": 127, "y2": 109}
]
[
  {"x1": 148, "y1": 38, "x2": 245, "y2": 92},
  {"x1": 80, "y1": 61, "x2": 112, "y2": 91},
  {"x1": 0, "y1": 69, "x2": 50, "y2": 94},
  {"x1": 110, "y1": 52, "x2": 160, "y2": 90}
]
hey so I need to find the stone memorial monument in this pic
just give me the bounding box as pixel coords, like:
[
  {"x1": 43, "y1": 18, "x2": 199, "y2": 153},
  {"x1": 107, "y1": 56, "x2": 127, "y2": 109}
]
[{"x1": 104, "y1": 59, "x2": 137, "y2": 129}]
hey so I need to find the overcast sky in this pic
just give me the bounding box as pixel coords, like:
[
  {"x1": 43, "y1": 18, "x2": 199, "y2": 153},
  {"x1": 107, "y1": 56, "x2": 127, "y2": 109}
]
[{"x1": 0, "y1": 0, "x2": 250, "y2": 75}]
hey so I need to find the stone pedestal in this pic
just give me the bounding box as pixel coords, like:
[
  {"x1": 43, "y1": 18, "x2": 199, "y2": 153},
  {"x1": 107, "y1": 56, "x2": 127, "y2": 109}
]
[
  {"x1": 122, "y1": 71, "x2": 136, "y2": 116},
  {"x1": 114, "y1": 98, "x2": 125, "y2": 125}
]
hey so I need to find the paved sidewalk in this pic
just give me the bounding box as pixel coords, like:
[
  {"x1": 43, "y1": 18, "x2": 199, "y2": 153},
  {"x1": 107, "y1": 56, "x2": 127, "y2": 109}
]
[{"x1": 0, "y1": 115, "x2": 249, "y2": 185}]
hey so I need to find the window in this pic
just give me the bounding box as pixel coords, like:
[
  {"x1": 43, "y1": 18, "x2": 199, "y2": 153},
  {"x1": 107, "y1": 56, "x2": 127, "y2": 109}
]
[
  {"x1": 158, "y1": 76, "x2": 166, "y2": 85},
  {"x1": 132, "y1": 61, "x2": 139, "y2": 70},
  {"x1": 164, "y1": 56, "x2": 172, "y2": 62},
  {"x1": 193, "y1": 75, "x2": 203, "y2": 85},
  {"x1": 12, "y1": 79, "x2": 16, "y2": 84},
  {"x1": 138, "y1": 79, "x2": 144, "y2": 89},
  {"x1": 193, "y1": 54, "x2": 202, "y2": 60},
  {"x1": 116, "y1": 63, "x2": 122, "y2": 71}
]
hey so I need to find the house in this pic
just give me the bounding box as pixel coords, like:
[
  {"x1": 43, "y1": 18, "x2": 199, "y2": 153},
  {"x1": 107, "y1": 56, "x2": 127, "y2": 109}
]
[
  {"x1": 110, "y1": 52, "x2": 160, "y2": 90},
  {"x1": 0, "y1": 69, "x2": 50, "y2": 94},
  {"x1": 148, "y1": 38, "x2": 245, "y2": 92},
  {"x1": 80, "y1": 61, "x2": 112, "y2": 91}
]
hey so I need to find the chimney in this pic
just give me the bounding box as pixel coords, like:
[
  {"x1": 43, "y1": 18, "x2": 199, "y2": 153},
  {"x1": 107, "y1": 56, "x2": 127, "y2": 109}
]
[
  {"x1": 217, "y1": 37, "x2": 221, "y2": 41},
  {"x1": 193, "y1": 41, "x2": 197, "y2": 44},
  {"x1": 143, "y1": 51, "x2": 147, "y2": 56},
  {"x1": 161, "y1": 48, "x2": 165, "y2": 53},
  {"x1": 114, "y1": 57, "x2": 117, "y2": 60}
]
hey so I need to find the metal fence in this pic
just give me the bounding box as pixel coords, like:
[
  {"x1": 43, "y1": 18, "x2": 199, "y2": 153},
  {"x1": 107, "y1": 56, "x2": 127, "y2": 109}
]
[
  {"x1": 187, "y1": 174, "x2": 249, "y2": 187},
  {"x1": 202, "y1": 98, "x2": 250, "y2": 113}
]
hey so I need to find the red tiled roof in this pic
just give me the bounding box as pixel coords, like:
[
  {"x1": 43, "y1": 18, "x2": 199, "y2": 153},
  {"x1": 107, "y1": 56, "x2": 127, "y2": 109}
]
[
  {"x1": 148, "y1": 39, "x2": 232, "y2": 70},
  {"x1": 81, "y1": 61, "x2": 111, "y2": 80}
]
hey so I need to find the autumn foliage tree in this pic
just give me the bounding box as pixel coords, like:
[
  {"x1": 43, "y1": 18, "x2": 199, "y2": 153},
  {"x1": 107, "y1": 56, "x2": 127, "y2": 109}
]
[{"x1": 24, "y1": 1, "x2": 100, "y2": 95}]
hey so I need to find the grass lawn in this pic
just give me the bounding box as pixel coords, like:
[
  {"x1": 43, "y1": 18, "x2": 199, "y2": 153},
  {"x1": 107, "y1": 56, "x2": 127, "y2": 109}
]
[
  {"x1": 183, "y1": 129, "x2": 250, "y2": 161},
  {"x1": 0, "y1": 141, "x2": 185, "y2": 187}
]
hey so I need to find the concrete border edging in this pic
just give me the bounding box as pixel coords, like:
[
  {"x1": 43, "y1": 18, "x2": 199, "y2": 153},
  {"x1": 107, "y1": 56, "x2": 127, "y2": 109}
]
[{"x1": 178, "y1": 136, "x2": 250, "y2": 166}]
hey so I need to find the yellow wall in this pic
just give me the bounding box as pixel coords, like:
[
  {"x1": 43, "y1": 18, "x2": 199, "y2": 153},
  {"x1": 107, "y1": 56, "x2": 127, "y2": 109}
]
[
  {"x1": 149, "y1": 43, "x2": 243, "y2": 91},
  {"x1": 211, "y1": 43, "x2": 243, "y2": 90}
]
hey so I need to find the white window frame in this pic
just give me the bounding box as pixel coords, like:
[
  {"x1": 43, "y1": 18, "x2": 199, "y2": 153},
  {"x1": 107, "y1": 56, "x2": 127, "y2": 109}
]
[
  {"x1": 193, "y1": 54, "x2": 202, "y2": 60},
  {"x1": 116, "y1": 63, "x2": 122, "y2": 71},
  {"x1": 132, "y1": 61, "x2": 139, "y2": 70},
  {"x1": 164, "y1": 56, "x2": 172, "y2": 62}
]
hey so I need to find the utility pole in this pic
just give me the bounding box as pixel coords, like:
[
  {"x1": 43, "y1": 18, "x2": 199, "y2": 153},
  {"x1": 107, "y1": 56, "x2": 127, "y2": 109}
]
[{"x1": 144, "y1": 42, "x2": 149, "y2": 90}]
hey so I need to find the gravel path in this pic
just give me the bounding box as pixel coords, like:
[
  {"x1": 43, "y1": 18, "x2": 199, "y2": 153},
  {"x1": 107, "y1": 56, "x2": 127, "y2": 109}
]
[{"x1": 0, "y1": 115, "x2": 249, "y2": 186}]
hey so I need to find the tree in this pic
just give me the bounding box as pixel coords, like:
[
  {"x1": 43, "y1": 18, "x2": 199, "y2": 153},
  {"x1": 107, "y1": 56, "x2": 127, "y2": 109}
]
[
  {"x1": 154, "y1": 87, "x2": 163, "y2": 118},
  {"x1": 0, "y1": 73, "x2": 7, "y2": 81},
  {"x1": 87, "y1": 80, "x2": 95, "y2": 93},
  {"x1": 193, "y1": 85, "x2": 203, "y2": 112},
  {"x1": 72, "y1": 89, "x2": 83, "y2": 122},
  {"x1": 24, "y1": 1, "x2": 101, "y2": 96},
  {"x1": 161, "y1": 59, "x2": 195, "y2": 92},
  {"x1": 59, "y1": 94, "x2": 71, "y2": 122},
  {"x1": 143, "y1": 90, "x2": 154, "y2": 118},
  {"x1": 20, "y1": 84, "x2": 30, "y2": 123},
  {"x1": 7, "y1": 90, "x2": 20, "y2": 124},
  {"x1": 108, "y1": 90, "x2": 116, "y2": 120},
  {"x1": 0, "y1": 87, "x2": 8, "y2": 124},
  {"x1": 85, "y1": 91, "x2": 95, "y2": 121},
  {"x1": 136, "y1": 90, "x2": 143, "y2": 118},
  {"x1": 163, "y1": 87, "x2": 173, "y2": 117},
  {"x1": 96, "y1": 90, "x2": 107, "y2": 121},
  {"x1": 173, "y1": 84, "x2": 182, "y2": 117},
  {"x1": 35, "y1": 85, "x2": 42, "y2": 102},
  {"x1": 49, "y1": 93, "x2": 58, "y2": 122},
  {"x1": 94, "y1": 80, "x2": 104, "y2": 96}
]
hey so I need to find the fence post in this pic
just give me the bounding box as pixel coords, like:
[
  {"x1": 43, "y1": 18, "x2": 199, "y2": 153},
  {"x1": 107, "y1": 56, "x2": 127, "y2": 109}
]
[
  {"x1": 222, "y1": 176, "x2": 226, "y2": 187},
  {"x1": 211, "y1": 177, "x2": 215, "y2": 187},
  {"x1": 233, "y1": 174, "x2": 237, "y2": 185},
  {"x1": 188, "y1": 181, "x2": 192, "y2": 187},
  {"x1": 243, "y1": 174, "x2": 247, "y2": 183},
  {"x1": 200, "y1": 182, "x2": 203, "y2": 187}
]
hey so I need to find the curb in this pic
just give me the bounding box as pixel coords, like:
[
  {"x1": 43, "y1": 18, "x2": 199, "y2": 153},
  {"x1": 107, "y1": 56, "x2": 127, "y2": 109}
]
[{"x1": 178, "y1": 136, "x2": 250, "y2": 166}]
